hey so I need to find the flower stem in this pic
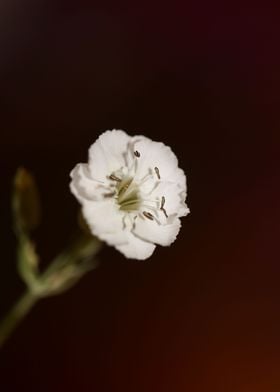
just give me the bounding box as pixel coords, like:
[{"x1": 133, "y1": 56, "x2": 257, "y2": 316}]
[{"x1": 0, "y1": 290, "x2": 38, "y2": 348}]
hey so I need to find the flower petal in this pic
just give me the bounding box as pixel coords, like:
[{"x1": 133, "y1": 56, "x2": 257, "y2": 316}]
[
  {"x1": 146, "y1": 177, "x2": 189, "y2": 220},
  {"x1": 88, "y1": 130, "x2": 131, "y2": 180},
  {"x1": 81, "y1": 199, "x2": 127, "y2": 246},
  {"x1": 132, "y1": 217, "x2": 182, "y2": 246},
  {"x1": 115, "y1": 233, "x2": 156, "y2": 260},
  {"x1": 70, "y1": 163, "x2": 106, "y2": 202},
  {"x1": 130, "y1": 137, "x2": 180, "y2": 182}
]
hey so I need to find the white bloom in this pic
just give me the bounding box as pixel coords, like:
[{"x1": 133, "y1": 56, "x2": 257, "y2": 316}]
[{"x1": 70, "y1": 130, "x2": 190, "y2": 260}]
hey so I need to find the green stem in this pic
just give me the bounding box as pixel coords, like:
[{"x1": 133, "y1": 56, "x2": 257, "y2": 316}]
[{"x1": 0, "y1": 290, "x2": 38, "y2": 348}]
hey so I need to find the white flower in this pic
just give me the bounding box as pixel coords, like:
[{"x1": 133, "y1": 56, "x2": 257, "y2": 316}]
[{"x1": 70, "y1": 130, "x2": 190, "y2": 260}]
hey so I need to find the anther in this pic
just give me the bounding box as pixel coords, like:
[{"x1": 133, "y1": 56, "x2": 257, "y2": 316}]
[
  {"x1": 161, "y1": 207, "x2": 168, "y2": 218},
  {"x1": 143, "y1": 211, "x2": 154, "y2": 221},
  {"x1": 154, "y1": 167, "x2": 161, "y2": 179},
  {"x1": 134, "y1": 150, "x2": 141, "y2": 158},
  {"x1": 109, "y1": 174, "x2": 121, "y2": 182},
  {"x1": 160, "y1": 196, "x2": 168, "y2": 218},
  {"x1": 103, "y1": 191, "x2": 116, "y2": 198}
]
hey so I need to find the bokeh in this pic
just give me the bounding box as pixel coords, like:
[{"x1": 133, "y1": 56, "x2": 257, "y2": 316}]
[{"x1": 0, "y1": 1, "x2": 279, "y2": 391}]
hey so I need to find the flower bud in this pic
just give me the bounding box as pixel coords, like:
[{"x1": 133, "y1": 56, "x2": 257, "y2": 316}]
[
  {"x1": 17, "y1": 237, "x2": 40, "y2": 293},
  {"x1": 13, "y1": 168, "x2": 41, "y2": 232}
]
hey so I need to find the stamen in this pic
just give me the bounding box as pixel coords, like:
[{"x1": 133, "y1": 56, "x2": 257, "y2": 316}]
[
  {"x1": 109, "y1": 174, "x2": 121, "y2": 182},
  {"x1": 103, "y1": 191, "x2": 116, "y2": 198},
  {"x1": 161, "y1": 207, "x2": 168, "y2": 218},
  {"x1": 134, "y1": 150, "x2": 141, "y2": 158},
  {"x1": 122, "y1": 182, "x2": 131, "y2": 192},
  {"x1": 154, "y1": 167, "x2": 161, "y2": 179},
  {"x1": 138, "y1": 173, "x2": 153, "y2": 186},
  {"x1": 132, "y1": 215, "x2": 138, "y2": 229},
  {"x1": 160, "y1": 196, "x2": 168, "y2": 218},
  {"x1": 143, "y1": 211, "x2": 154, "y2": 221}
]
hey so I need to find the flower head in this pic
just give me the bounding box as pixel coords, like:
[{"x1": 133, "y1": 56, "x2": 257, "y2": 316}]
[{"x1": 70, "y1": 130, "x2": 190, "y2": 260}]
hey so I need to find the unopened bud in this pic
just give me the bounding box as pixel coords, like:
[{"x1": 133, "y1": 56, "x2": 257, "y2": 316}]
[{"x1": 13, "y1": 167, "x2": 41, "y2": 232}]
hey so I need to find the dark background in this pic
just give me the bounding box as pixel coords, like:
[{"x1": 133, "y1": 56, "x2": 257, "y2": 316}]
[{"x1": 0, "y1": 1, "x2": 279, "y2": 391}]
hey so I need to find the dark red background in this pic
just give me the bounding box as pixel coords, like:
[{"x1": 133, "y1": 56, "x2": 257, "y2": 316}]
[{"x1": 0, "y1": 1, "x2": 279, "y2": 391}]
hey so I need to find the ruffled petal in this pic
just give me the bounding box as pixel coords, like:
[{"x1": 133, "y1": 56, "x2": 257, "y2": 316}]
[
  {"x1": 81, "y1": 199, "x2": 126, "y2": 246},
  {"x1": 70, "y1": 163, "x2": 107, "y2": 202},
  {"x1": 130, "y1": 136, "x2": 180, "y2": 182},
  {"x1": 132, "y1": 216, "x2": 182, "y2": 246},
  {"x1": 146, "y1": 177, "x2": 189, "y2": 221},
  {"x1": 88, "y1": 129, "x2": 131, "y2": 180},
  {"x1": 115, "y1": 233, "x2": 156, "y2": 260}
]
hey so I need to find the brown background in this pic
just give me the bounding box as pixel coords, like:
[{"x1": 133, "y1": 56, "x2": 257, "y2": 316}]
[{"x1": 0, "y1": 1, "x2": 279, "y2": 391}]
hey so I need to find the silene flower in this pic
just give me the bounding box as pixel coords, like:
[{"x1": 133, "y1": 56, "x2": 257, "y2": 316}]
[{"x1": 70, "y1": 130, "x2": 190, "y2": 260}]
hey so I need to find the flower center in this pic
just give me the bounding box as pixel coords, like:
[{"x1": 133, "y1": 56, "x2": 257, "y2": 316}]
[
  {"x1": 117, "y1": 177, "x2": 141, "y2": 212},
  {"x1": 106, "y1": 150, "x2": 169, "y2": 221}
]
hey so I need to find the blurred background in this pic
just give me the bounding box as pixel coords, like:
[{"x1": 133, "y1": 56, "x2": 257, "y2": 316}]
[{"x1": 0, "y1": 0, "x2": 280, "y2": 391}]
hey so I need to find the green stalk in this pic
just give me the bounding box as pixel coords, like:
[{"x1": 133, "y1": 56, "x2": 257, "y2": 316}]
[{"x1": 0, "y1": 290, "x2": 38, "y2": 348}]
